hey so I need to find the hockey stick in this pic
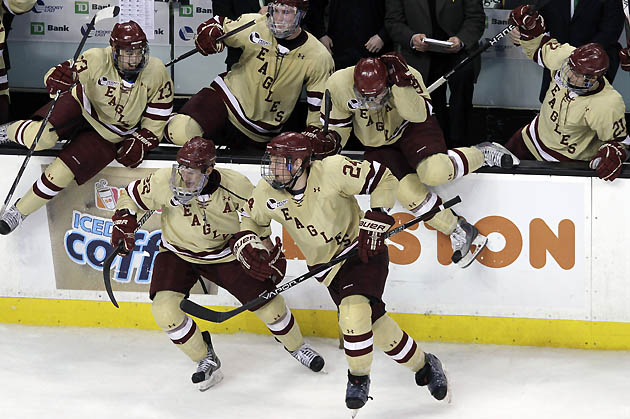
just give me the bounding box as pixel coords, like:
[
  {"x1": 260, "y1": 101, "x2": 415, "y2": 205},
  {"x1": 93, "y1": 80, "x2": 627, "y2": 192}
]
[
  {"x1": 180, "y1": 195, "x2": 462, "y2": 323},
  {"x1": 165, "y1": 19, "x2": 257, "y2": 67},
  {"x1": 102, "y1": 209, "x2": 155, "y2": 308},
  {"x1": 426, "y1": 0, "x2": 552, "y2": 94},
  {"x1": 322, "y1": 89, "x2": 332, "y2": 135},
  {"x1": 0, "y1": 5, "x2": 120, "y2": 217}
]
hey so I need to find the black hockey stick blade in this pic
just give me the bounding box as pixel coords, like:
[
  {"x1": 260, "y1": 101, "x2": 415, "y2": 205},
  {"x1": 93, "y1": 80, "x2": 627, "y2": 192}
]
[
  {"x1": 323, "y1": 89, "x2": 332, "y2": 135},
  {"x1": 165, "y1": 19, "x2": 256, "y2": 67},
  {"x1": 102, "y1": 243, "x2": 122, "y2": 308},
  {"x1": 180, "y1": 196, "x2": 462, "y2": 323}
]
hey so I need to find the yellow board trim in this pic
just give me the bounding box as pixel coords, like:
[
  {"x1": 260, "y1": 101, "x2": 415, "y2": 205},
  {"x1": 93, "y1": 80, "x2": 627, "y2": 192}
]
[{"x1": 3, "y1": 297, "x2": 630, "y2": 350}]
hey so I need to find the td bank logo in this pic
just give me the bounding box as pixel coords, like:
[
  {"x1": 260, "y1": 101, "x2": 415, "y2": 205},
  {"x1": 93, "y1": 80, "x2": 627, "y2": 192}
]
[
  {"x1": 31, "y1": 22, "x2": 45, "y2": 35},
  {"x1": 179, "y1": 5, "x2": 193, "y2": 17},
  {"x1": 75, "y1": 1, "x2": 89, "y2": 14}
]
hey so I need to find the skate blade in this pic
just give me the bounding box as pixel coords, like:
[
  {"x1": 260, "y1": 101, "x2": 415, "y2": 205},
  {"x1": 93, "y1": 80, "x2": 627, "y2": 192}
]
[
  {"x1": 492, "y1": 142, "x2": 520, "y2": 168},
  {"x1": 350, "y1": 409, "x2": 360, "y2": 418},
  {"x1": 198, "y1": 369, "x2": 224, "y2": 392},
  {"x1": 441, "y1": 360, "x2": 453, "y2": 405},
  {"x1": 455, "y1": 234, "x2": 488, "y2": 268}
]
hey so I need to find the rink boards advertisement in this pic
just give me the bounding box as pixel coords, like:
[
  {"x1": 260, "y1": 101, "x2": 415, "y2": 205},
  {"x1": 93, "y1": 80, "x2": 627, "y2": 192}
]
[{"x1": 1, "y1": 155, "x2": 630, "y2": 349}]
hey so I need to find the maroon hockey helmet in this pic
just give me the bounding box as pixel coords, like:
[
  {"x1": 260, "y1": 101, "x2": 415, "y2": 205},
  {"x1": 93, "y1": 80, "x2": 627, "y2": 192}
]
[
  {"x1": 267, "y1": 0, "x2": 308, "y2": 39},
  {"x1": 353, "y1": 58, "x2": 390, "y2": 110},
  {"x1": 568, "y1": 43, "x2": 609, "y2": 78},
  {"x1": 262, "y1": 132, "x2": 312, "y2": 190},
  {"x1": 176, "y1": 136, "x2": 217, "y2": 170},
  {"x1": 109, "y1": 20, "x2": 149, "y2": 81}
]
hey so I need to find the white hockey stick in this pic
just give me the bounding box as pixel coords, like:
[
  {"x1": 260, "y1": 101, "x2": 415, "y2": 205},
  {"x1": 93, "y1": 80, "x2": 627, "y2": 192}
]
[{"x1": 0, "y1": 6, "x2": 120, "y2": 217}]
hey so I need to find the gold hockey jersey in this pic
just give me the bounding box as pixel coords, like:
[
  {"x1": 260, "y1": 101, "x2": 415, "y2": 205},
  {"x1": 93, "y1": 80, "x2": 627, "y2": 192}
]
[
  {"x1": 241, "y1": 155, "x2": 397, "y2": 286},
  {"x1": 213, "y1": 13, "x2": 334, "y2": 143},
  {"x1": 519, "y1": 35, "x2": 627, "y2": 161},
  {"x1": 324, "y1": 66, "x2": 433, "y2": 148},
  {"x1": 116, "y1": 167, "x2": 254, "y2": 265},
  {"x1": 44, "y1": 46, "x2": 174, "y2": 143}
]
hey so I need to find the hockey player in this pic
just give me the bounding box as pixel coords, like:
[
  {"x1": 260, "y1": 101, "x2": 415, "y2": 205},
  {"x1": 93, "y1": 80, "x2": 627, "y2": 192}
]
[
  {"x1": 0, "y1": 0, "x2": 37, "y2": 122},
  {"x1": 0, "y1": 21, "x2": 173, "y2": 234},
  {"x1": 111, "y1": 136, "x2": 325, "y2": 391},
  {"x1": 165, "y1": 0, "x2": 337, "y2": 155},
  {"x1": 323, "y1": 53, "x2": 520, "y2": 268},
  {"x1": 237, "y1": 131, "x2": 449, "y2": 413},
  {"x1": 507, "y1": 5, "x2": 629, "y2": 181}
]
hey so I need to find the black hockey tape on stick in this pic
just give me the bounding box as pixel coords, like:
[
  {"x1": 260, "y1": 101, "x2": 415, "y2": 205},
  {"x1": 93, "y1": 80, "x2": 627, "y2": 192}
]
[
  {"x1": 165, "y1": 19, "x2": 257, "y2": 67},
  {"x1": 180, "y1": 196, "x2": 462, "y2": 323},
  {"x1": 102, "y1": 210, "x2": 155, "y2": 308},
  {"x1": 323, "y1": 89, "x2": 332, "y2": 135},
  {"x1": 0, "y1": 6, "x2": 120, "y2": 217},
  {"x1": 426, "y1": 0, "x2": 554, "y2": 94}
]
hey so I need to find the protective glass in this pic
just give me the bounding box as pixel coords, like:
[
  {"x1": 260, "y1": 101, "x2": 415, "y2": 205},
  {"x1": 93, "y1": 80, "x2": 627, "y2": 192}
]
[
  {"x1": 169, "y1": 164, "x2": 209, "y2": 204},
  {"x1": 113, "y1": 45, "x2": 149, "y2": 81},
  {"x1": 267, "y1": 2, "x2": 304, "y2": 39},
  {"x1": 353, "y1": 85, "x2": 391, "y2": 110},
  {"x1": 554, "y1": 60, "x2": 598, "y2": 94}
]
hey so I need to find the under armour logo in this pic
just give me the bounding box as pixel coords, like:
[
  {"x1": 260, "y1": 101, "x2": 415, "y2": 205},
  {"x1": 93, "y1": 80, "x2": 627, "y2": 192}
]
[
  {"x1": 313, "y1": 187, "x2": 320, "y2": 193},
  {"x1": 297, "y1": 53, "x2": 305, "y2": 59},
  {"x1": 223, "y1": 196, "x2": 231, "y2": 201}
]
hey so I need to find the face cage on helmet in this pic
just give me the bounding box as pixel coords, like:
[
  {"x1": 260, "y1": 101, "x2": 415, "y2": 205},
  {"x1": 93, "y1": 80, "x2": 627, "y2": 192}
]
[
  {"x1": 169, "y1": 164, "x2": 209, "y2": 204},
  {"x1": 112, "y1": 45, "x2": 150, "y2": 82},
  {"x1": 554, "y1": 60, "x2": 598, "y2": 95},
  {"x1": 353, "y1": 86, "x2": 391, "y2": 110},
  {"x1": 267, "y1": 3, "x2": 304, "y2": 39},
  {"x1": 261, "y1": 152, "x2": 306, "y2": 190}
]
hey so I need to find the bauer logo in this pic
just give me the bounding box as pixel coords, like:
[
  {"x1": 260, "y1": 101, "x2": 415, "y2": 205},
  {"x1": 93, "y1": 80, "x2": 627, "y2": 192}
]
[
  {"x1": 179, "y1": 26, "x2": 194, "y2": 41},
  {"x1": 75, "y1": 1, "x2": 89, "y2": 14},
  {"x1": 179, "y1": 5, "x2": 193, "y2": 17},
  {"x1": 30, "y1": 22, "x2": 45, "y2": 35}
]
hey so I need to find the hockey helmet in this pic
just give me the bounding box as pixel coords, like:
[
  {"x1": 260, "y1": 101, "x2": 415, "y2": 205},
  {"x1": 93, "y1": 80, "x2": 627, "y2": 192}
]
[
  {"x1": 170, "y1": 137, "x2": 217, "y2": 204},
  {"x1": 555, "y1": 43, "x2": 609, "y2": 94},
  {"x1": 261, "y1": 132, "x2": 312, "y2": 190},
  {"x1": 267, "y1": 0, "x2": 308, "y2": 39},
  {"x1": 110, "y1": 21, "x2": 149, "y2": 82},
  {"x1": 353, "y1": 58, "x2": 391, "y2": 110}
]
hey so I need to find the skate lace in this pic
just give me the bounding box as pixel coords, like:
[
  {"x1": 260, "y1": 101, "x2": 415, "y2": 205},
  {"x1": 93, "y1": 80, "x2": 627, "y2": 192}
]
[
  {"x1": 291, "y1": 344, "x2": 318, "y2": 368},
  {"x1": 483, "y1": 145, "x2": 505, "y2": 166},
  {"x1": 196, "y1": 351, "x2": 218, "y2": 374},
  {"x1": 450, "y1": 223, "x2": 467, "y2": 251},
  {"x1": 0, "y1": 124, "x2": 9, "y2": 144},
  {"x1": 1, "y1": 206, "x2": 24, "y2": 229}
]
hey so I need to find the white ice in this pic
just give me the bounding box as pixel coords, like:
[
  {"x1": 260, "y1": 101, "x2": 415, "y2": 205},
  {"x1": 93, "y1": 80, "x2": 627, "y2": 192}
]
[{"x1": 1, "y1": 324, "x2": 630, "y2": 419}]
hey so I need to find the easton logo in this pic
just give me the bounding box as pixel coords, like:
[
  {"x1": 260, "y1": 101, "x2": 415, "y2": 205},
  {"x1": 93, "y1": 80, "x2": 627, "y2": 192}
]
[{"x1": 266, "y1": 198, "x2": 289, "y2": 210}]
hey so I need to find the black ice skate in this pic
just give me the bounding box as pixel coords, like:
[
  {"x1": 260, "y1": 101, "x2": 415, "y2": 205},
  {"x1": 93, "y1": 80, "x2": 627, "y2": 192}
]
[
  {"x1": 450, "y1": 216, "x2": 487, "y2": 268},
  {"x1": 475, "y1": 141, "x2": 520, "y2": 169},
  {"x1": 346, "y1": 371, "x2": 371, "y2": 417},
  {"x1": 191, "y1": 331, "x2": 223, "y2": 391},
  {"x1": 287, "y1": 342, "x2": 325, "y2": 372},
  {"x1": 415, "y1": 353, "x2": 450, "y2": 402}
]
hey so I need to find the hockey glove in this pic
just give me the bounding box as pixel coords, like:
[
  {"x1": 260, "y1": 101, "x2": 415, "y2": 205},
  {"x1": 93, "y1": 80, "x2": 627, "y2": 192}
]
[
  {"x1": 116, "y1": 128, "x2": 160, "y2": 168},
  {"x1": 508, "y1": 5, "x2": 545, "y2": 41},
  {"x1": 111, "y1": 209, "x2": 138, "y2": 255},
  {"x1": 45, "y1": 61, "x2": 75, "y2": 95},
  {"x1": 301, "y1": 125, "x2": 342, "y2": 160},
  {"x1": 620, "y1": 48, "x2": 630, "y2": 72},
  {"x1": 267, "y1": 237, "x2": 287, "y2": 284},
  {"x1": 195, "y1": 17, "x2": 226, "y2": 56},
  {"x1": 229, "y1": 231, "x2": 277, "y2": 282},
  {"x1": 357, "y1": 209, "x2": 394, "y2": 264},
  {"x1": 380, "y1": 52, "x2": 415, "y2": 87},
  {"x1": 589, "y1": 141, "x2": 628, "y2": 181}
]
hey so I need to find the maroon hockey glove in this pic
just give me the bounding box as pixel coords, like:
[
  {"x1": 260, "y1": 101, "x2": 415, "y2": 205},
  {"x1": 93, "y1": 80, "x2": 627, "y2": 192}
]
[
  {"x1": 357, "y1": 210, "x2": 394, "y2": 264},
  {"x1": 111, "y1": 209, "x2": 138, "y2": 255},
  {"x1": 508, "y1": 5, "x2": 545, "y2": 41},
  {"x1": 116, "y1": 128, "x2": 160, "y2": 168},
  {"x1": 267, "y1": 237, "x2": 287, "y2": 284},
  {"x1": 230, "y1": 231, "x2": 277, "y2": 282},
  {"x1": 380, "y1": 52, "x2": 415, "y2": 88},
  {"x1": 301, "y1": 125, "x2": 341, "y2": 160},
  {"x1": 589, "y1": 141, "x2": 628, "y2": 181},
  {"x1": 195, "y1": 16, "x2": 226, "y2": 56},
  {"x1": 45, "y1": 61, "x2": 75, "y2": 95},
  {"x1": 620, "y1": 48, "x2": 630, "y2": 72}
]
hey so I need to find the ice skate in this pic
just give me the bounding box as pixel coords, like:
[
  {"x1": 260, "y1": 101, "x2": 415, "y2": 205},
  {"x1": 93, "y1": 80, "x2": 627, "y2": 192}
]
[
  {"x1": 415, "y1": 353, "x2": 451, "y2": 403},
  {"x1": 191, "y1": 331, "x2": 223, "y2": 391},
  {"x1": 0, "y1": 122, "x2": 10, "y2": 145},
  {"x1": 450, "y1": 217, "x2": 487, "y2": 268},
  {"x1": 346, "y1": 371, "x2": 371, "y2": 417},
  {"x1": 475, "y1": 142, "x2": 520, "y2": 169},
  {"x1": 288, "y1": 342, "x2": 325, "y2": 372},
  {"x1": 0, "y1": 203, "x2": 26, "y2": 235}
]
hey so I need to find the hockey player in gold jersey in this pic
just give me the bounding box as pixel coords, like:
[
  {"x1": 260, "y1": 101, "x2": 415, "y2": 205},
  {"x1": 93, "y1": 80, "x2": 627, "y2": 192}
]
[
  {"x1": 111, "y1": 136, "x2": 325, "y2": 391},
  {"x1": 0, "y1": 21, "x2": 174, "y2": 235},
  {"x1": 165, "y1": 0, "x2": 336, "y2": 152},
  {"x1": 237, "y1": 132, "x2": 449, "y2": 413},
  {"x1": 0, "y1": 0, "x2": 36, "y2": 122},
  {"x1": 507, "y1": 5, "x2": 629, "y2": 181},
  {"x1": 324, "y1": 52, "x2": 519, "y2": 268}
]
